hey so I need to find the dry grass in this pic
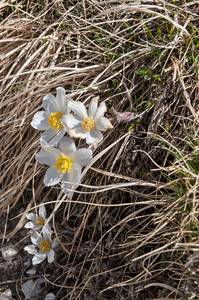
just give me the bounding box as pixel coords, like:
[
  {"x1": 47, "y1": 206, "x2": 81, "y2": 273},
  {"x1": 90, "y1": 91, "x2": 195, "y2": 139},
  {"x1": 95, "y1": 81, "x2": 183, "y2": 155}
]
[{"x1": 1, "y1": 0, "x2": 199, "y2": 299}]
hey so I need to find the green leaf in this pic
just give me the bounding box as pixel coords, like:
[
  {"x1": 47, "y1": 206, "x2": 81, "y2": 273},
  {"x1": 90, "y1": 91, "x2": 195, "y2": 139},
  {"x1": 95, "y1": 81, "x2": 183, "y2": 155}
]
[
  {"x1": 152, "y1": 75, "x2": 163, "y2": 83},
  {"x1": 10, "y1": 85, "x2": 26, "y2": 90},
  {"x1": 128, "y1": 125, "x2": 135, "y2": 130},
  {"x1": 143, "y1": 24, "x2": 155, "y2": 41}
]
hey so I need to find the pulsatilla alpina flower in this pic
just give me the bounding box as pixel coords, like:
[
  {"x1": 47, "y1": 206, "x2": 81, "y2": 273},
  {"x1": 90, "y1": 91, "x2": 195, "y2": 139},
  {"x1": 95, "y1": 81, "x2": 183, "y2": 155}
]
[
  {"x1": 24, "y1": 205, "x2": 51, "y2": 232},
  {"x1": 31, "y1": 87, "x2": 73, "y2": 146},
  {"x1": 24, "y1": 228, "x2": 58, "y2": 265},
  {"x1": 68, "y1": 97, "x2": 113, "y2": 144},
  {"x1": 110, "y1": 107, "x2": 139, "y2": 122},
  {"x1": 35, "y1": 137, "x2": 92, "y2": 192}
]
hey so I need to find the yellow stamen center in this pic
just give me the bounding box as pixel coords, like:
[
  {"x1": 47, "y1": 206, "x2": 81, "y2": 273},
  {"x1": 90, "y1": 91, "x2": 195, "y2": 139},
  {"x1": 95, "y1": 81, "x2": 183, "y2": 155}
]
[
  {"x1": 40, "y1": 240, "x2": 51, "y2": 252},
  {"x1": 55, "y1": 155, "x2": 72, "y2": 173},
  {"x1": 81, "y1": 117, "x2": 95, "y2": 131},
  {"x1": 48, "y1": 111, "x2": 63, "y2": 130},
  {"x1": 36, "y1": 217, "x2": 45, "y2": 226}
]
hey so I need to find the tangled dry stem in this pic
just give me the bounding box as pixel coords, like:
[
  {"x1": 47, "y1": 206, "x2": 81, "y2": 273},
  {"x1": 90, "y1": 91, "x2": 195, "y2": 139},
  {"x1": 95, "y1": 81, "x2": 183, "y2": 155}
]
[{"x1": 1, "y1": 0, "x2": 199, "y2": 299}]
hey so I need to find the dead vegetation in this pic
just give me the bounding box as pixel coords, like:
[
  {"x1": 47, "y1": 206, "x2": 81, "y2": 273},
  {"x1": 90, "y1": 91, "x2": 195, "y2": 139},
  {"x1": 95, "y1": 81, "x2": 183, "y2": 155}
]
[{"x1": 1, "y1": 0, "x2": 199, "y2": 299}]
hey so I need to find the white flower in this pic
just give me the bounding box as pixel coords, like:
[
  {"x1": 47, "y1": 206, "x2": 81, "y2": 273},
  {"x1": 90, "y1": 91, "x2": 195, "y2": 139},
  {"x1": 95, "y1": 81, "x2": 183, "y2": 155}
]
[
  {"x1": 24, "y1": 205, "x2": 51, "y2": 232},
  {"x1": 68, "y1": 97, "x2": 113, "y2": 144},
  {"x1": 31, "y1": 87, "x2": 74, "y2": 146},
  {"x1": 35, "y1": 137, "x2": 92, "y2": 193},
  {"x1": 24, "y1": 229, "x2": 58, "y2": 265}
]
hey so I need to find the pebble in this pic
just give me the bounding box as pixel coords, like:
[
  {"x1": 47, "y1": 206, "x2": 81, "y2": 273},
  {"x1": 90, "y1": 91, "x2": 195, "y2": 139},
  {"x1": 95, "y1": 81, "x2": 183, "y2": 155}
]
[
  {"x1": 44, "y1": 293, "x2": 56, "y2": 300},
  {"x1": 22, "y1": 278, "x2": 45, "y2": 298},
  {"x1": 26, "y1": 267, "x2": 36, "y2": 275},
  {"x1": 0, "y1": 289, "x2": 15, "y2": 300},
  {"x1": 1, "y1": 245, "x2": 18, "y2": 260}
]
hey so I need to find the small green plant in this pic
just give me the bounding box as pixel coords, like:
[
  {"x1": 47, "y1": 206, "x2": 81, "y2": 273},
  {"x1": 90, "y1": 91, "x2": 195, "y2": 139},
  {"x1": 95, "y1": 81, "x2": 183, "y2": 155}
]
[
  {"x1": 128, "y1": 124, "x2": 135, "y2": 130},
  {"x1": 134, "y1": 95, "x2": 143, "y2": 110},
  {"x1": 136, "y1": 66, "x2": 152, "y2": 79},
  {"x1": 146, "y1": 101, "x2": 153, "y2": 108},
  {"x1": 139, "y1": 166, "x2": 146, "y2": 175},
  {"x1": 152, "y1": 131, "x2": 199, "y2": 241}
]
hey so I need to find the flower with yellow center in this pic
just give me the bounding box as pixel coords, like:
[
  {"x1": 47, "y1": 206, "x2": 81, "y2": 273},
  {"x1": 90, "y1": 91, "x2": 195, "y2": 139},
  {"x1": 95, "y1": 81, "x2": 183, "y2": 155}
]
[
  {"x1": 48, "y1": 111, "x2": 64, "y2": 130},
  {"x1": 37, "y1": 217, "x2": 45, "y2": 226},
  {"x1": 25, "y1": 205, "x2": 51, "y2": 232},
  {"x1": 68, "y1": 97, "x2": 113, "y2": 144},
  {"x1": 81, "y1": 117, "x2": 95, "y2": 131},
  {"x1": 35, "y1": 137, "x2": 92, "y2": 193},
  {"x1": 24, "y1": 228, "x2": 59, "y2": 265},
  {"x1": 55, "y1": 155, "x2": 72, "y2": 173},
  {"x1": 40, "y1": 240, "x2": 51, "y2": 252},
  {"x1": 31, "y1": 87, "x2": 75, "y2": 146}
]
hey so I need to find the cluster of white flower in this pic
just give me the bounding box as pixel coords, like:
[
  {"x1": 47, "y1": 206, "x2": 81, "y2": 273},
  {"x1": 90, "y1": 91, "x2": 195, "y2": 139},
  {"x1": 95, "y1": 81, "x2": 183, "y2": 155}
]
[
  {"x1": 24, "y1": 88, "x2": 113, "y2": 265},
  {"x1": 31, "y1": 87, "x2": 113, "y2": 193},
  {"x1": 24, "y1": 205, "x2": 58, "y2": 265}
]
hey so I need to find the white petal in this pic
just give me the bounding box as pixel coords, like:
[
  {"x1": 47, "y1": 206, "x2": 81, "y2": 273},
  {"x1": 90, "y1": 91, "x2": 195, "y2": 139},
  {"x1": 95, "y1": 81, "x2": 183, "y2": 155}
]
[
  {"x1": 44, "y1": 165, "x2": 64, "y2": 187},
  {"x1": 61, "y1": 163, "x2": 81, "y2": 193},
  {"x1": 70, "y1": 163, "x2": 81, "y2": 183},
  {"x1": 48, "y1": 127, "x2": 66, "y2": 147},
  {"x1": 69, "y1": 101, "x2": 87, "y2": 119},
  {"x1": 86, "y1": 130, "x2": 103, "y2": 144},
  {"x1": 42, "y1": 224, "x2": 52, "y2": 236},
  {"x1": 40, "y1": 128, "x2": 56, "y2": 145},
  {"x1": 32, "y1": 253, "x2": 46, "y2": 265},
  {"x1": 60, "y1": 114, "x2": 75, "y2": 130},
  {"x1": 60, "y1": 176, "x2": 72, "y2": 192},
  {"x1": 65, "y1": 102, "x2": 71, "y2": 115},
  {"x1": 69, "y1": 127, "x2": 87, "y2": 139},
  {"x1": 58, "y1": 137, "x2": 76, "y2": 157},
  {"x1": 31, "y1": 232, "x2": 43, "y2": 247},
  {"x1": 35, "y1": 150, "x2": 56, "y2": 166},
  {"x1": 43, "y1": 227, "x2": 52, "y2": 241},
  {"x1": 31, "y1": 111, "x2": 51, "y2": 130},
  {"x1": 89, "y1": 97, "x2": 98, "y2": 118},
  {"x1": 34, "y1": 225, "x2": 43, "y2": 231},
  {"x1": 95, "y1": 117, "x2": 113, "y2": 132},
  {"x1": 56, "y1": 87, "x2": 66, "y2": 113},
  {"x1": 39, "y1": 205, "x2": 46, "y2": 219},
  {"x1": 24, "y1": 245, "x2": 38, "y2": 255},
  {"x1": 47, "y1": 249, "x2": 55, "y2": 263},
  {"x1": 51, "y1": 237, "x2": 59, "y2": 248},
  {"x1": 26, "y1": 213, "x2": 37, "y2": 221},
  {"x1": 63, "y1": 115, "x2": 81, "y2": 131},
  {"x1": 39, "y1": 140, "x2": 62, "y2": 157},
  {"x1": 43, "y1": 94, "x2": 59, "y2": 113},
  {"x1": 94, "y1": 101, "x2": 107, "y2": 119},
  {"x1": 24, "y1": 221, "x2": 35, "y2": 229},
  {"x1": 70, "y1": 149, "x2": 92, "y2": 166}
]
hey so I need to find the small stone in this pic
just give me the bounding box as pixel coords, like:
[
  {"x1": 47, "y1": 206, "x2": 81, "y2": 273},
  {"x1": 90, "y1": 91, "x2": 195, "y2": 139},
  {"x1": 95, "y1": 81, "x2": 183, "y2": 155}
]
[
  {"x1": 44, "y1": 293, "x2": 56, "y2": 300},
  {"x1": 19, "y1": 207, "x2": 25, "y2": 214},
  {"x1": 24, "y1": 259, "x2": 31, "y2": 266},
  {"x1": 1, "y1": 290, "x2": 12, "y2": 297},
  {"x1": 26, "y1": 267, "x2": 36, "y2": 275},
  {"x1": 0, "y1": 289, "x2": 15, "y2": 300},
  {"x1": 22, "y1": 278, "x2": 45, "y2": 298},
  {"x1": 1, "y1": 245, "x2": 18, "y2": 260}
]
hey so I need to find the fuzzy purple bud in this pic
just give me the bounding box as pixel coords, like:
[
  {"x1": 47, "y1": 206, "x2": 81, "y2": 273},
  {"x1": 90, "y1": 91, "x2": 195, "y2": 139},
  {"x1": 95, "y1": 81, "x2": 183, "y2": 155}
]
[{"x1": 110, "y1": 107, "x2": 138, "y2": 122}]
